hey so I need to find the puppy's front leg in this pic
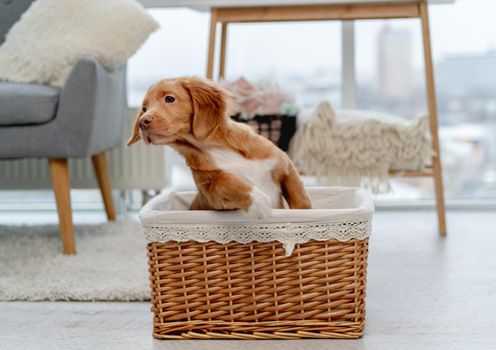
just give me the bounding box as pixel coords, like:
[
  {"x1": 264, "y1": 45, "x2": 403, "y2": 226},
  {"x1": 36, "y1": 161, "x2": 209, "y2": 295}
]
[
  {"x1": 281, "y1": 161, "x2": 312, "y2": 209},
  {"x1": 192, "y1": 170, "x2": 272, "y2": 219},
  {"x1": 245, "y1": 186, "x2": 273, "y2": 220}
]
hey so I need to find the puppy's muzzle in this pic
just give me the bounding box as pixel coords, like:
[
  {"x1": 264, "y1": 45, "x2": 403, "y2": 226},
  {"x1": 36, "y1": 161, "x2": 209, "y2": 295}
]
[{"x1": 139, "y1": 115, "x2": 153, "y2": 130}]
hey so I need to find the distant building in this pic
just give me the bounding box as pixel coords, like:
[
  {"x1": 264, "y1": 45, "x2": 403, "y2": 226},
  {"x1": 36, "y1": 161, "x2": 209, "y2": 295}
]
[
  {"x1": 377, "y1": 25, "x2": 414, "y2": 98},
  {"x1": 436, "y1": 50, "x2": 496, "y2": 96},
  {"x1": 436, "y1": 50, "x2": 496, "y2": 124}
]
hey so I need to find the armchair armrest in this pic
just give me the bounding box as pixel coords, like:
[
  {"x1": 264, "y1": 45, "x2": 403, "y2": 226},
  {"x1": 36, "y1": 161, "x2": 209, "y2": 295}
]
[{"x1": 55, "y1": 57, "x2": 127, "y2": 157}]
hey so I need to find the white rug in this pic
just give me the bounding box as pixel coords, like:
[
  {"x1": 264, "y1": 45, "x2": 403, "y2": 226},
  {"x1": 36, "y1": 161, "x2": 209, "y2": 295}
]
[{"x1": 0, "y1": 218, "x2": 150, "y2": 301}]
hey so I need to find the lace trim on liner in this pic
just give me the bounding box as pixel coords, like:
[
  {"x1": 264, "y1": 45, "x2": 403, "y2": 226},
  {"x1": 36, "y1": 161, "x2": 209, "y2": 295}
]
[{"x1": 143, "y1": 215, "x2": 371, "y2": 256}]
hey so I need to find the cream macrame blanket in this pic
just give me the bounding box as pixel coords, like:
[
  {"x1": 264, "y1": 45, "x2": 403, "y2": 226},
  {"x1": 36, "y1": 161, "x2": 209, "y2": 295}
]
[{"x1": 289, "y1": 101, "x2": 433, "y2": 192}]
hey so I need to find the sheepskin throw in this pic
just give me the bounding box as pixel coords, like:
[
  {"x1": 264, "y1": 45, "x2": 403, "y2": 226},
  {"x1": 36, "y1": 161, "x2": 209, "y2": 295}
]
[
  {"x1": 289, "y1": 101, "x2": 432, "y2": 192},
  {"x1": 0, "y1": 0, "x2": 159, "y2": 87}
]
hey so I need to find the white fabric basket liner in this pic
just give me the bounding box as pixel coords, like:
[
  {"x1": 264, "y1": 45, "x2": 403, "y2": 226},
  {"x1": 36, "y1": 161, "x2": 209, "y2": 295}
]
[{"x1": 140, "y1": 187, "x2": 374, "y2": 256}]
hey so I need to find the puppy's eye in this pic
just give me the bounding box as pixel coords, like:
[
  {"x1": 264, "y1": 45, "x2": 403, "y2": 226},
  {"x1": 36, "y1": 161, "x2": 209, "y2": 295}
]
[
  {"x1": 142, "y1": 106, "x2": 147, "y2": 113},
  {"x1": 165, "y1": 95, "x2": 175, "y2": 103}
]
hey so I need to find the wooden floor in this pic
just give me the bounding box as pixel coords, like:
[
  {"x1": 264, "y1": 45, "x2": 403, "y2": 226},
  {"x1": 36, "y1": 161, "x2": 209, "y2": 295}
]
[{"x1": 1, "y1": 211, "x2": 496, "y2": 349}]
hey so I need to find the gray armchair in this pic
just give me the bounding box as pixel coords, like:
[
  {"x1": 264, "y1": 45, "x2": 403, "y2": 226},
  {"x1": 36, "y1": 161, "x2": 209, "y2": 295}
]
[{"x1": 0, "y1": 0, "x2": 127, "y2": 254}]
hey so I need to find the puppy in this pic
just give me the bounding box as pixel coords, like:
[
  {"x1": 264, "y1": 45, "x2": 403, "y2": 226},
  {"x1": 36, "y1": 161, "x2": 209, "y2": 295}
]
[{"x1": 127, "y1": 77, "x2": 311, "y2": 218}]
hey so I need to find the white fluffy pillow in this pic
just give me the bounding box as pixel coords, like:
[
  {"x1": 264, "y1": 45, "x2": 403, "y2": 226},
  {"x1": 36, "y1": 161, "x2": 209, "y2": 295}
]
[{"x1": 0, "y1": 0, "x2": 159, "y2": 87}]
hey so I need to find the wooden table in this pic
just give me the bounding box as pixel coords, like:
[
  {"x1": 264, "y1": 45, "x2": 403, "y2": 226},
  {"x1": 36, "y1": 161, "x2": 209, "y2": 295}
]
[{"x1": 202, "y1": 0, "x2": 449, "y2": 236}]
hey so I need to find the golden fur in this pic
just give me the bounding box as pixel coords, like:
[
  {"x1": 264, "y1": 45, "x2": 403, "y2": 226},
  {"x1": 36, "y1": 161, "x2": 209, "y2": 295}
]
[{"x1": 128, "y1": 76, "x2": 311, "y2": 213}]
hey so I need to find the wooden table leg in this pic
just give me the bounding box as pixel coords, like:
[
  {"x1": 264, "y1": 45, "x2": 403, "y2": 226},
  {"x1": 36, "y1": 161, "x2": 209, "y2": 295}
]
[
  {"x1": 219, "y1": 22, "x2": 228, "y2": 80},
  {"x1": 420, "y1": 1, "x2": 447, "y2": 236},
  {"x1": 206, "y1": 9, "x2": 218, "y2": 79}
]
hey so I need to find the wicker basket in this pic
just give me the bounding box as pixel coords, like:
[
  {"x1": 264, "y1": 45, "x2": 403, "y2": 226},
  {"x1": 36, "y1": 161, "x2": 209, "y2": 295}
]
[
  {"x1": 141, "y1": 187, "x2": 373, "y2": 340},
  {"x1": 231, "y1": 114, "x2": 296, "y2": 152}
]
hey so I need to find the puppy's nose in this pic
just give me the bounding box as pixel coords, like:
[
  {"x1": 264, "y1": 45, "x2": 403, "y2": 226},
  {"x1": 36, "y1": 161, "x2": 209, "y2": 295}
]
[{"x1": 139, "y1": 115, "x2": 153, "y2": 130}]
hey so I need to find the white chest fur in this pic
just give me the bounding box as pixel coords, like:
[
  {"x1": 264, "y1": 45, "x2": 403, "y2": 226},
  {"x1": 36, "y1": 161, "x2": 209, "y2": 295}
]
[{"x1": 207, "y1": 148, "x2": 280, "y2": 207}]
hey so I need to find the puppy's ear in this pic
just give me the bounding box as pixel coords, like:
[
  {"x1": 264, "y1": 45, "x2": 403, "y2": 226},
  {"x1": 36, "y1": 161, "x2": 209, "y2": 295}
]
[
  {"x1": 181, "y1": 77, "x2": 234, "y2": 139},
  {"x1": 127, "y1": 108, "x2": 143, "y2": 147}
]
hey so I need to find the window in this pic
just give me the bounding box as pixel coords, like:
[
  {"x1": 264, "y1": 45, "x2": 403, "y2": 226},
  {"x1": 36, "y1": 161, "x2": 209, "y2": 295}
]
[{"x1": 128, "y1": 1, "x2": 496, "y2": 201}]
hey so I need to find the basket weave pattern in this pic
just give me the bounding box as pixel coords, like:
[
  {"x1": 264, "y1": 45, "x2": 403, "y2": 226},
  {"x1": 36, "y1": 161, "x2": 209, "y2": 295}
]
[{"x1": 148, "y1": 238, "x2": 368, "y2": 339}]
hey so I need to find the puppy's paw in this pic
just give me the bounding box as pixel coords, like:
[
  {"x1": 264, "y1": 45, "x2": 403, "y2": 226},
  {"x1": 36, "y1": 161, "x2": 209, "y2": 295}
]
[{"x1": 246, "y1": 187, "x2": 273, "y2": 220}]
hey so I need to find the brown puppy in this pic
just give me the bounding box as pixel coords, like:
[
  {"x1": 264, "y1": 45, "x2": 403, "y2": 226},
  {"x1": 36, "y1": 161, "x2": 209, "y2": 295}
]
[{"x1": 128, "y1": 77, "x2": 311, "y2": 218}]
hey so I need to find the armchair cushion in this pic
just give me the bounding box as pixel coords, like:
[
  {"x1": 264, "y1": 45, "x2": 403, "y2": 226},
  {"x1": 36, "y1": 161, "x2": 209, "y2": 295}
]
[
  {"x1": 0, "y1": 57, "x2": 126, "y2": 159},
  {"x1": 0, "y1": 82, "x2": 59, "y2": 126}
]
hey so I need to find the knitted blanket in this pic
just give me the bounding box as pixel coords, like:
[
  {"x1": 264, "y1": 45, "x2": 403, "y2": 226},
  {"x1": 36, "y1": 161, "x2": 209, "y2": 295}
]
[{"x1": 289, "y1": 101, "x2": 433, "y2": 192}]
